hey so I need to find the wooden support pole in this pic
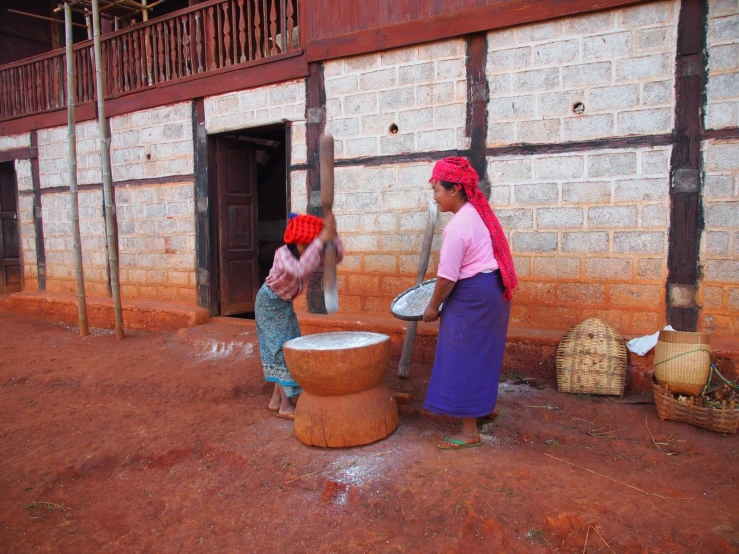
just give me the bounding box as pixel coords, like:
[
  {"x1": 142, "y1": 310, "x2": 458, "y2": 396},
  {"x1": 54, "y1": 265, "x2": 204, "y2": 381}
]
[
  {"x1": 398, "y1": 199, "x2": 438, "y2": 378},
  {"x1": 91, "y1": 0, "x2": 125, "y2": 339},
  {"x1": 64, "y1": 3, "x2": 89, "y2": 338}
]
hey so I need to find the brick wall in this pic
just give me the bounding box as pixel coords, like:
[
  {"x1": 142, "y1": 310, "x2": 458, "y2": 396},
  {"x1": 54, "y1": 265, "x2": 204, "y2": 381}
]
[
  {"x1": 705, "y1": 0, "x2": 739, "y2": 130},
  {"x1": 700, "y1": 139, "x2": 739, "y2": 334},
  {"x1": 486, "y1": 1, "x2": 678, "y2": 145},
  {"x1": 204, "y1": 79, "x2": 307, "y2": 163},
  {"x1": 0, "y1": 133, "x2": 30, "y2": 151},
  {"x1": 324, "y1": 40, "x2": 469, "y2": 158},
  {"x1": 489, "y1": 146, "x2": 670, "y2": 333},
  {"x1": 13, "y1": 160, "x2": 36, "y2": 291}
]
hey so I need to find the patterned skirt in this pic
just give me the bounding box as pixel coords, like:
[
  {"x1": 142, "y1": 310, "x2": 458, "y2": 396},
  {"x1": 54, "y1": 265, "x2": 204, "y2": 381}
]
[{"x1": 255, "y1": 284, "x2": 303, "y2": 398}]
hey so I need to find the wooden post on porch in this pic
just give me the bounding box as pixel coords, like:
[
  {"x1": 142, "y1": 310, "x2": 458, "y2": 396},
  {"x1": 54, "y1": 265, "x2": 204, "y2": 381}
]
[
  {"x1": 64, "y1": 2, "x2": 89, "y2": 338},
  {"x1": 91, "y1": 0, "x2": 125, "y2": 340}
]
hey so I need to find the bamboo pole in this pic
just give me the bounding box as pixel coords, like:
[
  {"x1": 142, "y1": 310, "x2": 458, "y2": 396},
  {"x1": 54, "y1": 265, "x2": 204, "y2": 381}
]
[
  {"x1": 64, "y1": 3, "x2": 90, "y2": 338},
  {"x1": 91, "y1": 0, "x2": 125, "y2": 340}
]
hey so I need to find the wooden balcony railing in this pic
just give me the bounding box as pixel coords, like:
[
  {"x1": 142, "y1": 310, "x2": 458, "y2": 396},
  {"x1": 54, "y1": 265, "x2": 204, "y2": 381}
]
[{"x1": 0, "y1": 0, "x2": 300, "y2": 122}]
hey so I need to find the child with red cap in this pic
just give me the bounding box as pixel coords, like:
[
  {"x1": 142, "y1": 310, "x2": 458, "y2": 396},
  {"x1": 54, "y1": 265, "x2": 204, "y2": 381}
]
[{"x1": 256, "y1": 213, "x2": 343, "y2": 420}]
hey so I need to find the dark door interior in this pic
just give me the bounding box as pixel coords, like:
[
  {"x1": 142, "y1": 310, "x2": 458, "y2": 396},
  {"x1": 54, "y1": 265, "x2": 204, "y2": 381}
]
[
  {"x1": 0, "y1": 163, "x2": 21, "y2": 293},
  {"x1": 212, "y1": 124, "x2": 288, "y2": 317}
]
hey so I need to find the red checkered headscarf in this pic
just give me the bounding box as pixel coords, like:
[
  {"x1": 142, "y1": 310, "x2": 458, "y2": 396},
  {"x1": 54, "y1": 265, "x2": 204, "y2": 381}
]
[
  {"x1": 431, "y1": 157, "x2": 518, "y2": 301},
  {"x1": 284, "y1": 214, "x2": 324, "y2": 245}
]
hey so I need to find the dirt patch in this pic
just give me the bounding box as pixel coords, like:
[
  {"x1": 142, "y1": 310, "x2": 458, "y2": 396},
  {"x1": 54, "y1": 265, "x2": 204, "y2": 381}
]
[{"x1": 0, "y1": 312, "x2": 737, "y2": 553}]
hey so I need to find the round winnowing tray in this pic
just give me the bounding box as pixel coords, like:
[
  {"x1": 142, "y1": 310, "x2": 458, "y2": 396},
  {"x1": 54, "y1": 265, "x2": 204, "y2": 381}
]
[{"x1": 390, "y1": 279, "x2": 442, "y2": 321}]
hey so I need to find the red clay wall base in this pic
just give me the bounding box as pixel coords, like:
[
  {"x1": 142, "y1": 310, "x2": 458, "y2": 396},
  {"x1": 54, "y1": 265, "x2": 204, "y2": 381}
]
[
  {"x1": 297, "y1": 312, "x2": 739, "y2": 394},
  {"x1": 0, "y1": 292, "x2": 209, "y2": 332}
]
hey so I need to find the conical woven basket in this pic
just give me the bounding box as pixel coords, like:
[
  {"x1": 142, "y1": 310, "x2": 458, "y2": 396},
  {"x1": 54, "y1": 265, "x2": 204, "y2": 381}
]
[
  {"x1": 653, "y1": 330, "x2": 711, "y2": 396},
  {"x1": 556, "y1": 318, "x2": 627, "y2": 396}
]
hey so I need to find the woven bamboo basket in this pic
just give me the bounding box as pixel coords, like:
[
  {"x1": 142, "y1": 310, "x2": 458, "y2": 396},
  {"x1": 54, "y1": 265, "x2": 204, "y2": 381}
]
[
  {"x1": 556, "y1": 318, "x2": 627, "y2": 396},
  {"x1": 653, "y1": 330, "x2": 711, "y2": 396},
  {"x1": 652, "y1": 378, "x2": 739, "y2": 434}
]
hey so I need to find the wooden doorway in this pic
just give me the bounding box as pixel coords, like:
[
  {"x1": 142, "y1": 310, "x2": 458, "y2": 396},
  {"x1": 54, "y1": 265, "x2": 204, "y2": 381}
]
[
  {"x1": 0, "y1": 163, "x2": 22, "y2": 293},
  {"x1": 210, "y1": 124, "x2": 288, "y2": 317}
]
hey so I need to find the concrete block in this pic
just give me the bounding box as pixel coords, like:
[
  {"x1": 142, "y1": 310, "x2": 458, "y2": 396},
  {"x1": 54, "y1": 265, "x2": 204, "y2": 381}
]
[
  {"x1": 710, "y1": 13, "x2": 739, "y2": 42},
  {"x1": 618, "y1": 108, "x2": 672, "y2": 134},
  {"x1": 489, "y1": 96, "x2": 536, "y2": 119},
  {"x1": 379, "y1": 234, "x2": 415, "y2": 253},
  {"x1": 610, "y1": 284, "x2": 662, "y2": 309},
  {"x1": 419, "y1": 40, "x2": 464, "y2": 59},
  {"x1": 704, "y1": 260, "x2": 739, "y2": 282},
  {"x1": 416, "y1": 82, "x2": 455, "y2": 105},
  {"x1": 562, "y1": 232, "x2": 609, "y2": 253},
  {"x1": 588, "y1": 206, "x2": 638, "y2": 227},
  {"x1": 326, "y1": 118, "x2": 361, "y2": 137},
  {"x1": 565, "y1": 12, "x2": 614, "y2": 35},
  {"x1": 364, "y1": 213, "x2": 399, "y2": 232},
  {"x1": 513, "y1": 232, "x2": 558, "y2": 252},
  {"x1": 382, "y1": 47, "x2": 416, "y2": 66},
  {"x1": 489, "y1": 158, "x2": 532, "y2": 182},
  {"x1": 705, "y1": 231, "x2": 730, "y2": 254},
  {"x1": 534, "y1": 40, "x2": 579, "y2": 66},
  {"x1": 399, "y1": 63, "x2": 435, "y2": 85},
  {"x1": 535, "y1": 155, "x2": 584, "y2": 180},
  {"x1": 517, "y1": 20, "x2": 562, "y2": 43},
  {"x1": 642, "y1": 149, "x2": 671, "y2": 175},
  {"x1": 583, "y1": 32, "x2": 632, "y2": 60},
  {"x1": 487, "y1": 122, "x2": 516, "y2": 145},
  {"x1": 706, "y1": 103, "x2": 738, "y2": 129},
  {"x1": 437, "y1": 59, "x2": 465, "y2": 79},
  {"x1": 709, "y1": 44, "x2": 739, "y2": 72},
  {"x1": 513, "y1": 68, "x2": 560, "y2": 92},
  {"x1": 398, "y1": 108, "x2": 434, "y2": 130},
  {"x1": 705, "y1": 202, "x2": 739, "y2": 227},
  {"x1": 345, "y1": 54, "x2": 380, "y2": 73},
  {"x1": 615, "y1": 178, "x2": 667, "y2": 201},
  {"x1": 707, "y1": 73, "x2": 739, "y2": 100},
  {"x1": 537, "y1": 207, "x2": 583, "y2": 228},
  {"x1": 434, "y1": 103, "x2": 465, "y2": 127},
  {"x1": 345, "y1": 138, "x2": 379, "y2": 157},
  {"x1": 487, "y1": 28, "x2": 515, "y2": 49},
  {"x1": 379, "y1": 88, "x2": 415, "y2": 110},
  {"x1": 487, "y1": 74, "x2": 511, "y2": 95},
  {"x1": 539, "y1": 90, "x2": 585, "y2": 117},
  {"x1": 345, "y1": 93, "x2": 378, "y2": 115},
  {"x1": 585, "y1": 257, "x2": 633, "y2": 279},
  {"x1": 399, "y1": 212, "x2": 427, "y2": 231},
  {"x1": 613, "y1": 231, "x2": 665, "y2": 253},
  {"x1": 619, "y1": 1, "x2": 674, "y2": 27},
  {"x1": 563, "y1": 114, "x2": 614, "y2": 140},
  {"x1": 704, "y1": 175, "x2": 735, "y2": 197},
  {"x1": 616, "y1": 54, "x2": 672, "y2": 81},
  {"x1": 495, "y1": 208, "x2": 534, "y2": 229},
  {"x1": 517, "y1": 119, "x2": 561, "y2": 143},
  {"x1": 638, "y1": 258, "x2": 664, "y2": 280},
  {"x1": 360, "y1": 69, "x2": 397, "y2": 91},
  {"x1": 563, "y1": 62, "x2": 612, "y2": 87},
  {"x1": 418, "y1": 129, "x2": 455, "y2": 151},
  {"x1": 533, "y1": 257, "x2": 580, "y2": 278},
  {"x1": 643, "y1": 80, "x2": 672, "y2": 105},
  {"x1": 325, "y1": 75, "x2": 359, "y2": 97},
  {"x1": 558, "y1": 282, "x2": 607, "y2": 304},
  {"x1": 514, "y1": 183, "x2": 558, "y2": 204},
  {"x1": 380, "y1": 190, "x2": 420, "y2": 210},
  {"x1": 641, "y1": 204, "x2": 669, "y2": 226},
  {"x1": 380, "y1": 133, "x2": 415, "y2": 155},
  {"x1": 487, "y1": 47, "x2": 531, "y2": 72},
  {"x1": 637, "y1": 27, "x2": 671, "y2": 51},
  {"x1": 269, "y1": 83, "x2": 298, "y2": 105},
  {"x1": 588, "y1": 152, "x2": 637, "y2": 177},
  {"x1": 364, "y1": 255, "x2": 398, "y2": 273},
  {"x1": 361, "y1": 113, "x2": 396, "y2": 135},
  {"x1": 705, "y1": 142, "x2": 739, "y2": 171},
  {"x1": 590, "y1": 84, "x2": 640, "y2": 111}
]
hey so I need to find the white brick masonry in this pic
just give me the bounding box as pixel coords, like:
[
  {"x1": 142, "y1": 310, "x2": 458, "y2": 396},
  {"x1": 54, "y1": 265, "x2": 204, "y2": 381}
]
[
  {"x1": 18, "y1": 194, "x2": 37, "y2": 291},
  {"x1": 110, "y1": 102, "x2": 194, "y2": 181},
  {"x1": 705, "y1": 0, "x2": 739, "y2": 129},
  {"x1": 486, "y1": 1, "x2": 679, "y2": 146},
  {"x1": 487, "y1": 145, "x2": 671, "y2": 280},
  {"x1": 324, "y1": 40, "x2": 468, "y2": 159},
  {"x1": 204, "y1": 80, "x2": 307, "y2": 163},
  {"x1": 0, "y1": 133, "x2": 31, "y2": 151},
  {"x1": 37, "y1": 102, "x2": 193, "y2": 188},
  {"x1": 14, "y1": 159, "x2": 33, "y2": 193},
  {"x1": 700, "y1": 138, "x2": 739, "y2": 333}
]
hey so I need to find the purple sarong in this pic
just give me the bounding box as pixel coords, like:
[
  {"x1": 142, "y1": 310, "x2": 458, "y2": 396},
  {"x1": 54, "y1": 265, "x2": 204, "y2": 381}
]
[{"x1": 423, "y1": 271, "x2": 510, "y2": 418}]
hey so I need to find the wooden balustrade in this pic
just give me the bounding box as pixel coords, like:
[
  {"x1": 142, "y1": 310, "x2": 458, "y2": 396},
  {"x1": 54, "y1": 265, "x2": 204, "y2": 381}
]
[{"x1": 0, "y1": 0, "x2": 300, "y2": 121}]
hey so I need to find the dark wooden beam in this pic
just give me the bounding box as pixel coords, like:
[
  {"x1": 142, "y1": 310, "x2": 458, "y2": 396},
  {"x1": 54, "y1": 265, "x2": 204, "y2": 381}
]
[
  {"x1": 666, "y1": 0, "x2": 708, "y2": 331},
  {"x1": 486, "y1": 133, "x2": 675, "y2": 157},
  {"x1": 466, "y1": 33, "x2": 489, "y2": 197},
  {"x1": 0, "y1": 104, "x2": 96, "y2": 138},
  {"x1": 702, "y1": 127, "x2": 739, "y2": 141},
  {"x1": 305, "y1": 61, "x2": 326, "y2": 314},
  {"x1": 305, "y1": 0, "x2": 642, "y2": 62},
  {"x1": 29, "y1": 131, "x2": 46, "y2": 292},
  {"x1": 0, "y1": 147, "x2": 37, "y2": 162}
]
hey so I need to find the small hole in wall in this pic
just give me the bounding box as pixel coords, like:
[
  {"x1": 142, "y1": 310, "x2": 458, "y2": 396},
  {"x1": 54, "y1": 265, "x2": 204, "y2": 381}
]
[
  {"x1": 388, "y1": 124, "x2": 399, "y2": 135},
  {"x1": 146, "y1": 153, "x2": 152, "y2": 160},
  {"x1": 573, "y1": 102, "x2": 585, "y2": 114}
]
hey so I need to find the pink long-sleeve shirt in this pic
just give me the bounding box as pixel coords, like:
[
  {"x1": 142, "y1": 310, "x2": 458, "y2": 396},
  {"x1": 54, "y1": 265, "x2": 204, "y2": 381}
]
[{"x1": 437, "y1": 202, "x2": 499, "y2": 282}]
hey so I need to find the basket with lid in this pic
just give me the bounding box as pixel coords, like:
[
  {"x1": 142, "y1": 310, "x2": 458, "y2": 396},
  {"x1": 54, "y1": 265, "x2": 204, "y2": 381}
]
[{"x1": 653, "y1": 330, "x2": 711, "y2": 397}]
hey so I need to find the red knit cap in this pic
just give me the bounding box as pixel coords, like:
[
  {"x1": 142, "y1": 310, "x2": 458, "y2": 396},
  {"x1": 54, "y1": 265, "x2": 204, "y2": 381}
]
[{"x1": 284, "y1": 214, "x2": 324, "y2": 245}]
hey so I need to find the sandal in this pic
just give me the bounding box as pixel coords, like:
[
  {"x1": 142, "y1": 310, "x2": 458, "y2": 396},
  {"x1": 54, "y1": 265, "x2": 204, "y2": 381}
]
[{"x1": 437, "y1": 437, "x2": 482, "y2": 450}]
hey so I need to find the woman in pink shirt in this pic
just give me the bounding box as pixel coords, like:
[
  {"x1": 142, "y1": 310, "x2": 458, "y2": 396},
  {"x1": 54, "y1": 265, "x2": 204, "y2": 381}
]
[{"x1": 423, "y1": 157, "x2": 518, "y2": 449}]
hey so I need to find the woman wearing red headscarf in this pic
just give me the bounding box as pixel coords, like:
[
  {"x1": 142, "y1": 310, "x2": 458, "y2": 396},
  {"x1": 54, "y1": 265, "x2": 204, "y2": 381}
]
[
  {"x1": 256, "y1": 213, "x2": 343, "y2": 420},
  {"x1": 423, "y1": 157, "x2": 517, "y2": 449}
]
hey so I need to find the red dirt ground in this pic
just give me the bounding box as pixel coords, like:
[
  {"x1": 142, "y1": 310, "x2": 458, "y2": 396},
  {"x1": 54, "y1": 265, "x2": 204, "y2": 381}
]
[{"x1": 0, "y1": 312, "x2": 737, "y2": 553}]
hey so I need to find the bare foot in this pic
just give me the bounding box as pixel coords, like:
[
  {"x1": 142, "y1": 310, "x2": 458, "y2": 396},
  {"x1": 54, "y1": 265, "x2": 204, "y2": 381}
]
[{"x1": 268, "y1": 384, "x2": 280, "y2": 412}]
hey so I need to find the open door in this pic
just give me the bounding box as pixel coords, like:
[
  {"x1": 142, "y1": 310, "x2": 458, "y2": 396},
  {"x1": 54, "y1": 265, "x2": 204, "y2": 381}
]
[
  {"x1": 215, "y1": 138, "x2": 259, "y2": 315},
  {"x1": 0, "y1": 163, "x2": 21, "y2": 293}
]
